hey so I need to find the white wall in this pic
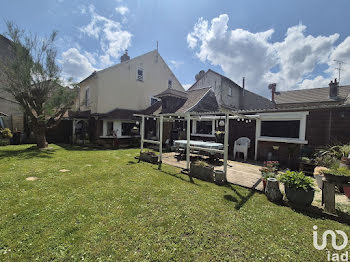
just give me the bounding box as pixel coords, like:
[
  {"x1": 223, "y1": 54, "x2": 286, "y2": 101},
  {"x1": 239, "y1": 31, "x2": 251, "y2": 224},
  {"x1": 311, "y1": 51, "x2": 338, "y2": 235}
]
[
  {"x1": 102, "y1": 119, "x2": 138, "y2": 138},
  {"x1": 190, "y1": 70, "x2": 240, "y2": 109},
  {"x1": 79, "y1": 50, "x2": 184, "y2": 114},
  {"x1": 78, "y1": 76, "x2": 98, "y2": 113}
]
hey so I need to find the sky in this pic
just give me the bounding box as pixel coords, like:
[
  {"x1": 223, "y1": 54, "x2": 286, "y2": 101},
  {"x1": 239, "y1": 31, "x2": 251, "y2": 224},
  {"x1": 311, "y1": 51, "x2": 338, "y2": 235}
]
[{"x1": 1, "y1": 0, "x2": 350, "y2": 98}]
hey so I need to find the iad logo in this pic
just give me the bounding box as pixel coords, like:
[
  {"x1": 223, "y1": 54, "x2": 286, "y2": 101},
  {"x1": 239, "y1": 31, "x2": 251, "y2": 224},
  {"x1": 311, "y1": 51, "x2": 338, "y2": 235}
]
[{"x1": 313, "y1": 225, "x2": 349, "y2": 261}]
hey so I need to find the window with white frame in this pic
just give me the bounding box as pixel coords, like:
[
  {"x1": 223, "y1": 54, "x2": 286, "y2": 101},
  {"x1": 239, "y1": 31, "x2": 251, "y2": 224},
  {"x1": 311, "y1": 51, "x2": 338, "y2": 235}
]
[
  {"x1": 257, "y1": 112, "x2": 309, "y2": 143},
  {"x1": 121, "y1": 122, "x2": 137, "y2": 136},
  {"x1": 168, "y1": 79, "x2": 172, "y2": 89},
  {"x1": 106, "y1": 121, "x2": 114, "y2": 136},
  {"x1": 137, "y1": 68, "x2": 144, "y2": 81},
  {"x1": 228, "y1": 87, "x2": 232, "y2": 96},
  {"x1": 261, "y1": 120, "x2": 300, "y2": 139}
]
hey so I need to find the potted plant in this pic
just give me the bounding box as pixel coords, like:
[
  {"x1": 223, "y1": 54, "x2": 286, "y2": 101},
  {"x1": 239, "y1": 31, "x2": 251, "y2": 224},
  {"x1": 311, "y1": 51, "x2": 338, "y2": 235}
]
[
  {"x1": 215, "y1": 131, "x2": 225, "y2": 144},
  {"x1": 190, "y1": 160, "x2": 214, "y2": 182},
  {"x1": 0, "y1": 128, "x2": 13, "y2": 146},
  {"x1": 339, "y1": 145, "x2": 350, "y2": 168},
  {"x1": 260, "y1": 161, "x2": 279, "y2": 190},
  {"x1": 279, "y1": 170, "x2": 315, "y2": 206},
  {"x1": 139, "y1": 151, "x2": 159, "y2": 164},
  {"x1": 322, "y1": 167, "x2": 350, "y2": 184}
]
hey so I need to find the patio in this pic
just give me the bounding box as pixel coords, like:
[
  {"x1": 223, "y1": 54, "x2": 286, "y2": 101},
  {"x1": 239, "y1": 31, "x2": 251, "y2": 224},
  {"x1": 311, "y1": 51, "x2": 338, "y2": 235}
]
[{"x1": 162, "y1": 152, "x2": 264, "y2": 191}]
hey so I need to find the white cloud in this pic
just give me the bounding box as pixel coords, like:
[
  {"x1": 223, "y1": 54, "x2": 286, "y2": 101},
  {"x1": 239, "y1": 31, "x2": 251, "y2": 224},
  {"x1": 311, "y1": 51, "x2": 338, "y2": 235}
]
[
  {"x1": 60, "y1": 4, "x2": 132, "y2": 82},
  {"x1": 187, "y1": 14, "x2": 348, "y2": 96},
  {"x1": 183, "y1": 84, "x2": 192, "y2": 90},
  {"x1": 169, "y1": 60, "x2": 184, "y2": 69},
  {"x1": 80, "y1": 4, "x2": 132, "y2": 62},
  {"x1": 59, "y1": 48, "x2": 97, "y2": 81},
  {"x1": 115, "y1": 6, "x2": 129, "y2": 15}
]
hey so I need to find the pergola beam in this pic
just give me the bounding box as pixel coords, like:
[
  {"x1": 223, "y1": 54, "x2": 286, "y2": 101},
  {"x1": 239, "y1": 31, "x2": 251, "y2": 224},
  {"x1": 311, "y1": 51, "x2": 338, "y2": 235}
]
[
  {"x1": 135, "y1": 111, "x2": 252, "y2": 177},
  {"x1": 186, "y1": 113, "x2": 190, "y2": 170}
]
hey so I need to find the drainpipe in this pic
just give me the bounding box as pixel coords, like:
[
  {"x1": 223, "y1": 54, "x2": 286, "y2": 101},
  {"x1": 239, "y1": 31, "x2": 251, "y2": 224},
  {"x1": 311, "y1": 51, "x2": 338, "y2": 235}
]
[{"x1": 328, "y1": 109, "x2": 332, "y2": 144}]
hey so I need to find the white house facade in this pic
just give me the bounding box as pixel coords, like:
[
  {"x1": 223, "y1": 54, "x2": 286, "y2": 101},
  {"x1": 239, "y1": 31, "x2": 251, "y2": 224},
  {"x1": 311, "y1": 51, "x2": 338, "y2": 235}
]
[{"x1": 72, "y1": 50, "x2": 185, "y2": 142}]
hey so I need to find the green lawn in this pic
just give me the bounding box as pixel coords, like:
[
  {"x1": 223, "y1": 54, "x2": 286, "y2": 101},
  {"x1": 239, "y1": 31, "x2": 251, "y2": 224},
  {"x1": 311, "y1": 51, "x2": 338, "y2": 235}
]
[{"x1": 0, "y1": 144, "x2": 349, "y2": 261}]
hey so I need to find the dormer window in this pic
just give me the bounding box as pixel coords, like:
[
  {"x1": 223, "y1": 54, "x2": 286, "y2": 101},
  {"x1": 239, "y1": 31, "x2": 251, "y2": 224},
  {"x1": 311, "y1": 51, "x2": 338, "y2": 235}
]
[
  {"x1": 168, "y1": 79, "x2": 172, "y2": 89},
  {"x1": 150, "y1": 96, "x2": 159, "y2": 105},
  {"x1": 137, "y1": 68, "x2": 143, "y2": 81}
]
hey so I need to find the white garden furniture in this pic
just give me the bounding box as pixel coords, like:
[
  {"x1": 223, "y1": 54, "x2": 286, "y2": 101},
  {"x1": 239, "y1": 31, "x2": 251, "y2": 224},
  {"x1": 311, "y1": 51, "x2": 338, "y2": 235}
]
[{"x1": 233, "y1": 137, "x2": 250, "y2": 161}]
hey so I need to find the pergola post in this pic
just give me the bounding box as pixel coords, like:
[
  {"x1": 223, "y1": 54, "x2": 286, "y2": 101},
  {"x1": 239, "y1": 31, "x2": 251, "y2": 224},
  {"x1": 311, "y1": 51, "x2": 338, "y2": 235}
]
[
  {"x1": 140, "y1": 115, "x2": 145, "y2": 153},
  {"x1": 186, "y1": 113, "x2": 191, "y2": 170},
  {"x1": 223, "y1": 113, "x2": 229, "y2": 175},
  {"x1": 158, "y1": 115, "x2": 163, "y2": 170},
  {"x1": 72, "y1": 119, "x2": 76, "y2": 144},
  {"x1": 254, "y1": 119, "x2": 260, "y2": 161}
]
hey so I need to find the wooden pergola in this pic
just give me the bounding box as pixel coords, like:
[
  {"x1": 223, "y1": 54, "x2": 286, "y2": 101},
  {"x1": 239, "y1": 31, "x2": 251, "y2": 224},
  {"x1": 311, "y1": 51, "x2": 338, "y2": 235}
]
[{"x1": 134, "y1": 112, "x2": 256, "y2": 175}]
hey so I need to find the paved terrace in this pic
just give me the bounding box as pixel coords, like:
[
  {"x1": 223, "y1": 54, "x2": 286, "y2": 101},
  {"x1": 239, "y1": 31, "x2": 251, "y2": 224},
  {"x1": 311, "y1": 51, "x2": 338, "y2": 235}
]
[
  {"x1": 162, "y1": 152, "x2": 350, "y2": 208},
  {"x1": 162, "y1": 152, "x2": 264, "y2": 191}
]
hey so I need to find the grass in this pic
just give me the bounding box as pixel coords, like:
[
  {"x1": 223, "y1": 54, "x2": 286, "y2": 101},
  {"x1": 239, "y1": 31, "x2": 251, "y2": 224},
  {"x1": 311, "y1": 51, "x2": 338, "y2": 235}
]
[{"x1": 0, "y1": 144, "x2": 349, "y2": 261}]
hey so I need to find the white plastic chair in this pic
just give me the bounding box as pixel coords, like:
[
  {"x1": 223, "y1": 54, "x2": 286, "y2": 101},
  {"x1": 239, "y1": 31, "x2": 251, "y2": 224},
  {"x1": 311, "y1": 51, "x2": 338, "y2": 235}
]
[{"x1": 233, "y1": 137, "x2": 251, "y2": 161}]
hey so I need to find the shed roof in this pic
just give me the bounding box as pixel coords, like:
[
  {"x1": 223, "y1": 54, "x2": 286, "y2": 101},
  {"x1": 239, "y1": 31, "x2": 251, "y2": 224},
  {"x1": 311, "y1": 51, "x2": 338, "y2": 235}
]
[
  {"x1": 143, "y1": 87, "x2": 212, "y2": 115},
  {"x1": 275, "y1": 85, "x2": 350, "y2": 105}
]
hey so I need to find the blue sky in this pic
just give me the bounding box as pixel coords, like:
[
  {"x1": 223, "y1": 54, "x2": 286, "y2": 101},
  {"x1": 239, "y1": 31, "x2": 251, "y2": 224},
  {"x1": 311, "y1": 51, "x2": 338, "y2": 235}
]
[{"x1": 1, "y1": 0, "x2": 350, "y2": 97}]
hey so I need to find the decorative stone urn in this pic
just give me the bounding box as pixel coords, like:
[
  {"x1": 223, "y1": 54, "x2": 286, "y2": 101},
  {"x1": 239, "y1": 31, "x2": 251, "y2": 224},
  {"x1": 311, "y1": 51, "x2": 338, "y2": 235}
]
[
  {"x1": 214, "y1": 170, "x2": 226, "y2": 185},
  {"x1": 265, "y1": 178, "x2": 283, "y2": 203}
]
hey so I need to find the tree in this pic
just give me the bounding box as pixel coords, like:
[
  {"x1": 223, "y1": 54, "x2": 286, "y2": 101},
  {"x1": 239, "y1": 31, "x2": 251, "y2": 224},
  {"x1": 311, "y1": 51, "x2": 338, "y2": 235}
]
[{"x1": 0, "y1": 22, "x2": 77, "y2": 148}]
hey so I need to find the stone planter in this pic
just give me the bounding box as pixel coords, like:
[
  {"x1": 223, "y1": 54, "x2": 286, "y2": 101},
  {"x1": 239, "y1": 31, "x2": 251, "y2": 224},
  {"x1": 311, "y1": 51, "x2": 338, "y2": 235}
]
[
  {"x1": 0, "y1": 138, "x2": 10, "y2": 146},
  {"x1": 324, "y1": 173, "x2": 350, "y2": 184},
  {"x1": 265, "y1": 178, "x2": 283, "y2": 202},
  {"x1": 214, "y1": 170, "x2": 226, "y2": 185},
  {"x1": 190, "y1": 163, "x2": 214, "y2": 182},
  {"x1": 314, "y1": 174, "x2": 324, "y2": 190},
  {"x1": 139, "y1": 152, "x2": 159, "y2": 164},
  {"x1": 285, "y1": 186, "x2": 315, "y2": 207}
]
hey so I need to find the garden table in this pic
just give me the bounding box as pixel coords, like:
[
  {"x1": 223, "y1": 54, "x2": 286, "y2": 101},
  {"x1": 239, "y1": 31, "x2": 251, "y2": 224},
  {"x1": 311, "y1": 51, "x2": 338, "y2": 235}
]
[{"x1": 174, "y1": 140, "x2": 224, "y2": 151}]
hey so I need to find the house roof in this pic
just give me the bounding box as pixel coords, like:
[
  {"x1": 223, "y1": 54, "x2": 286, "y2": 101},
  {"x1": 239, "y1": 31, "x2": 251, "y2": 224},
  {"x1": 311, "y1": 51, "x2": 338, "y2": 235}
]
[
  {"x1": 187, "y1": 69, "x2": 273, "y2": 110},
  {"x1": 98, "y1": 108, "x2": 139, "y2": 120},
  {"x1": 154, "y1": 88, "x2": 188, "y2": 99},
  {"x1": 241, "y1": 89, "x2": 275, "y2": 110},
  {"x1": 275, "y1": 85, "x2": 350, "y2": 105},
  {"x1": 68, "y1": 110, "x2": 91, "y2": 119},
  {"x1": 143, "y1": 87, "x2": 212, "y2": 115},
  {"x1": 234, "y1": 100, "x2": 350, "y2": 115}
]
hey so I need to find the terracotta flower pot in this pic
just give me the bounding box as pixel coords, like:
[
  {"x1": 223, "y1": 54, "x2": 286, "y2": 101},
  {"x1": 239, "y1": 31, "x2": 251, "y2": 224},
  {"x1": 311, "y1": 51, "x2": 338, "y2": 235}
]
[
  {"x1": 343, "y1": 186, "x2": 350, "y2": 199},
  {"x1": 262, "y1": 179, "x2": 267, "y2": 191},
  {"x1": 340, "y1": 157, "x2": 350, "y2": 168}
]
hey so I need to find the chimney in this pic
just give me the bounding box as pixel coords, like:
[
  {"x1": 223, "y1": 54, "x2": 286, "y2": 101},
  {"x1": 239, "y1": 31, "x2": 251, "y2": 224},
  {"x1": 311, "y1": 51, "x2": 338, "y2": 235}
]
[
  {"x1": 195, "y1": 70, "x2": 205, "y2": 81},
  {"x1": 120, "y1": 50, "x2": 130, "y2": 63},
  {"x1": 329, "y1": 78, "x2": 339, "y2": 98},
  {"x1": 268, "y1": 83, "x2": 277, "y2": 104}
]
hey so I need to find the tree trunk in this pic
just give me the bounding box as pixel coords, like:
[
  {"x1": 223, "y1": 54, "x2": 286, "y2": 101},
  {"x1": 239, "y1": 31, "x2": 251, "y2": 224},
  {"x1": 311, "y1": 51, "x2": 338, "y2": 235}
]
[{"x1": 34, "y1": 125, "x2": 48, "y2": 148}]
